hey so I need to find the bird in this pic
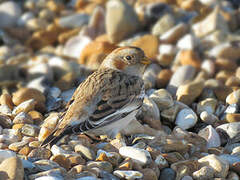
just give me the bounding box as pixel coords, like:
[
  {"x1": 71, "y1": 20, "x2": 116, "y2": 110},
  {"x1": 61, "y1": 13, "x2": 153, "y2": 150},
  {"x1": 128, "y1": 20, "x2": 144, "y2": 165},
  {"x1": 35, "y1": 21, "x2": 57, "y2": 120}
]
[{"x1": 40, "y1": 46, "x2": 151, "y2": 147}]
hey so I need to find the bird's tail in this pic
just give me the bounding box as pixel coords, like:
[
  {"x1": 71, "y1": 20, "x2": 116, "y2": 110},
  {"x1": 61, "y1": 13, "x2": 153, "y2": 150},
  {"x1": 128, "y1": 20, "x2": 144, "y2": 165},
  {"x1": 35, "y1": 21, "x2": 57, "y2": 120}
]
[{"x1": 40, "y1": 127, "x2": 72, "y2": 147}]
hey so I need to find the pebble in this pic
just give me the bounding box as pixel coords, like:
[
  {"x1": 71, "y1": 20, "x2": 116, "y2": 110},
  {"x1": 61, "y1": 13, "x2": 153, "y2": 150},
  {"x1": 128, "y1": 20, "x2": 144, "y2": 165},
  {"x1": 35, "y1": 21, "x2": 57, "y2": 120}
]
[
  {"x1": 13, "y1": 112, "x2": 33, "y2": 124},
  {"x1": 159, "y1": 168, "x2": 176, "y2": 180},
  {"x1": 167, "y1": 65, "x2": 196, "y2": 96},
  {"x1": 143, "y1": 64, "x2": 161, "y2": 89},
  {"x1": 17, "y1": 11, "x2": 35, "y2": 26},
  {"x1": 196, "y1": 98, "x2": 218, "y2": 115},
  {"x1": 192, "y1": 7, "x2": 229, "y2": 38},
  {"x1": 21, "y1": 124, "x2": 39, "y2": 137},
  {"x1": 26, "y1": 18, "x2": 48, "y2": 31},
  {"x1": 35, "y1": 176, "x2": 64, "y2": 180},
  {"x1": 219, "y1": 154, "x2": 240, "y2": 167},
  {"x1": 0, "y1": 156, "x2": 24, "y2": 180},
  {"x1": 0, "y1": 1, "x2": 22, "y2": 28},
  {"x1": 140, "y1": 97, "x2": 161, "y2": 130},
  {"x1": 50, "y1": 154, "x2": 71, "y2": 170},
  {"x1": 119, "y1": 146, "x2": 152, "y2": 166},
  {"x1": 200, "y1": 111, "x2": 219, "y2": 125},
  {"x1": 106, "y1": 0, "x2": 140, "y2": 43},
  {"x1": 0, "y1": 93, "x2": 14, "y2": 110},
  {"x1": 74, "y1": 144, "x2": 96, "y2": 160},
  {"x1": 0, "y1": 113, "x2": 12, "y2": 128},
  {"x1": 149, "y1": 89, "x2": 174, "y2": 111},
  {"x1": 87, "y1": 161, "x2": 113, "y2": 173},
  {"x1": 198, "y1": 154, "x2": 229, "y2": 178},
  {"x1": 63, "y1": 35, "x2": 92, "y2": 59},
  {"x1": 33, "y1": 160, "x2": 61, "y2": 171},
  {"x1": 27, "y1": 62, "x2": 53, "y2": 81},
  {"x1": 177, "y1": 49, "x2": 202, "y2": 68},
  {"x1": 0, "y1": 149, "x2": 16, "y2": 163},
  {"x1": 226, "y1": 113, "x2": 240, "y2": 123},
  {"x1": 156, "y1": 69, "x2": 172, "y2": 88},
  {"x1": 57, "y1": 13, "x2": 89, "y2": 28},
  {"x1": 12, "y1": 87, "x2": 46, "y2": 108},
  {"x1": 28, "y1": 168, "x2": 65, "y2": 180},
  {"x1": 198, "y1": 125, "x2": 221, "y2": 148},
  {"x1": 192, "y1": 166, "x2": 215, "y2": 180},
  {"x1": 207, "y1": 42, "x2": 240, "y2": 60},
  {"x1": 151, "y1": 13, "x2": 175, "y2": 36},
  {"x1": 176, "y1": 80, "x2": 204, "y2": 105},
  {"x1": 175, "y1": 108, "x2": 198, "y2": 130},
  {"x1": 226, "y1": 89, "x2": 240, "y2": 105},
  {"x1": 113, "y1": 170, "x2": 143, "y2": 179},
  {"x1": 28, "y1": 148, "x2": 52, "y2": 159},
  {"x1": 160, "y1": 23, "x2": 188, "y2": 44},
  {"x1": 177, "y1": 33, "x2": 198, "y2": 50},
  {"x1": 216, "y1": 122, "x2": 240, "y2": 139},
  {"x1": 131, "y1": 34, "x2": 159, "y2": 59},
  {"x1": 12, "y1": 99, "x2": 36, "y2": 115},
  {"x1": 8, "y1": 140, "x2": 29, "y2": 152}
]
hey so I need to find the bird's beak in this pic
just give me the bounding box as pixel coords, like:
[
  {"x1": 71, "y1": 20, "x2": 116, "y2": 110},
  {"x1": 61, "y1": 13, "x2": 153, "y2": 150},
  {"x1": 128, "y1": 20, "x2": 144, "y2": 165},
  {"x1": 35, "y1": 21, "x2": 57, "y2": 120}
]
[{"x1": 141, "y1": 56, "x2": 151, "y2": 65}]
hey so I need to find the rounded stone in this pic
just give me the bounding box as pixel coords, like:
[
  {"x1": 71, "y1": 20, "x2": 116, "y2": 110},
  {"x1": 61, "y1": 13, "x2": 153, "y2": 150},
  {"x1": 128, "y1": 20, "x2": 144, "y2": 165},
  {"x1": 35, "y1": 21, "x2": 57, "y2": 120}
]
[
  {"x1": 198, "y1": 125, "x2": 221, "y2": 148},
  {"x1": 74, "y1": 144, "x2": 96, "y2": 161},
  {"x1": 87, "y1": 161, "x2": 113, "y2": 173},
  {"x1": 167, "y1": 65, "x2": 196, "y2": 96},
  {"x1": 177, "y1": 50, "x2": 202, "y2": 68},
  {"x1": 131, "y1": 34, "x2": 159, "y2": 59},
  {"x1": 149, "y1": 89, "x2": 174, "y2": 111},
  {"x1": 176, "y1": 80, "x2": 204, "y2": 105},
  {"x1": 0, "y1": 157, "x2": 24, "y2": 180},
  {"x1": 200, "y1": 111, "x2": 218, "y2": 125},
  {"x1": 12, "y1": 88, "x2": 46, "y2": 108},
  {"x1": 198, "y1": 154, "x2": 229, "y2": 178},
  {"x1": 119, "y1": 146, "x2": 152, "y2": 166},
  {"x1": 226, "y1": 89, "x2": 240, "y2": 105},
  {"x1": 159, "y1": 168, "x2": 176, "y2": 180},
  {"x1": 13, "y1": 112, "x2": 33, "y2": 124},
  {"x1": 113, "y1": 170, "x2": 143, "y2": 179},
  {"x1": 50, "y1": 154, "x2": 71, "y2": 170},
  {"x1": 106, "y1": 0, "x2": 140, "y2": 43},
  {"x1": 175, "y1": 108, "x2": 198, "y2": 130},
  {"x1": 196, "y1": 98, "x2": 218, "y2": 115},
  {"x1": 0, "y1": 1, "x2": 22, "y2": 28}
]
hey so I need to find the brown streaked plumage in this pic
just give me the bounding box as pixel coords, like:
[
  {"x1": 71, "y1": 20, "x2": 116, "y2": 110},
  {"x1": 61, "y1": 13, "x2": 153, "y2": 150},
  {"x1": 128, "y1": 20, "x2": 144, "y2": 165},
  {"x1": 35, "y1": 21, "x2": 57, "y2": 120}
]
[{"x1": 41, "y1": 46, "x2": 151, "y2": 147}]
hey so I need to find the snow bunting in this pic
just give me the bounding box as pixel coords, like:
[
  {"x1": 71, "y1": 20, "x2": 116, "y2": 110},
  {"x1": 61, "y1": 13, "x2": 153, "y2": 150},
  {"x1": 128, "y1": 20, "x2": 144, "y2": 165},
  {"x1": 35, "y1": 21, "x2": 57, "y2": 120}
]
[{"x1": 41, "y1": 46, "x2": 150, "y2": 147}]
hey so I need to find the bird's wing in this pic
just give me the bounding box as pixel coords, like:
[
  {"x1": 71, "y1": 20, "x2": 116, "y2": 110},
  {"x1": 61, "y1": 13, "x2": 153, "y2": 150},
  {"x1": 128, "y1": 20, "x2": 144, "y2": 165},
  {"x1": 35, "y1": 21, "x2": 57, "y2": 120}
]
[{"x1": 41, "y1": 69, "x2": 144, "y2": 147}]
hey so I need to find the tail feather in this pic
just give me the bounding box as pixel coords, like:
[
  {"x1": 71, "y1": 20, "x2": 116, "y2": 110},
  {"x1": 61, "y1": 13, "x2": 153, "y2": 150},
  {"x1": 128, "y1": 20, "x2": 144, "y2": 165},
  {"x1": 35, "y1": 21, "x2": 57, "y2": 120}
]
[{"x1": 40, "y1": 127, "x2": 72, "y2": 147}]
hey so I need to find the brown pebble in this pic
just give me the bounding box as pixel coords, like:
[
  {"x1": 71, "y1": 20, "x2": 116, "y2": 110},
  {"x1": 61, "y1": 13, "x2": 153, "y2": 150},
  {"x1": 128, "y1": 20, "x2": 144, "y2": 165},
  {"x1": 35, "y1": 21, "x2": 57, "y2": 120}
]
[
  {"x1": 12, "y1": 123, "x2": 24, "y2": 130},
  {"x1": 69, "y1": 155, "x2": 86, "y2": 166},
  {"x1": 50, "y1": 154, "x2": 71, "y2": 170},
  {"x1": 131, "y1": 34, "x2": 159, "y2": 59},
  {"x1": 140, "y1": 168, "x2": 158, "y2": 180},
  {"x1": 118, "y1": 158, "x2": 133, "y2": 170},
  {"x1": 12, "y1": 88, "x2": 46, "y2": 112},
  {"x1": 215, "y1": 58, "x2": 237, "y2": 71},
  {"x1": 178, "y1": 50, "x2": 202, "y2": 68},
  {"x1": 156, "y1": 69, "x2": 173, "y2": 88},
  {"x1": 225, "y1": 113, "x2": 240, "y2": 123},
  {"x1": 18, "y1": 146, "x2": 31, "y2": 156},
  {"x1": 176, "y1": 80, "x2": 204, "y2": 105},
  {"x1": 0, "y1": 93, "x2": 14, "y2": 109},
  {"x1": 28, "y1": 111, "x2": 43, "y2": 125},
  {"x1": 28, "y1": 148, "x2": 51, "y2": 159}
]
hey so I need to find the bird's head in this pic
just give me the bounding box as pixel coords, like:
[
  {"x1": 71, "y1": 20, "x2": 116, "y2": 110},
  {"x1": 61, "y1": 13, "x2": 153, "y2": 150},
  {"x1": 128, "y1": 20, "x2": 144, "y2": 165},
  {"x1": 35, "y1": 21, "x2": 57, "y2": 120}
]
[{"x1": 100, "y1": 46, "x2": 151, "y2": 77}]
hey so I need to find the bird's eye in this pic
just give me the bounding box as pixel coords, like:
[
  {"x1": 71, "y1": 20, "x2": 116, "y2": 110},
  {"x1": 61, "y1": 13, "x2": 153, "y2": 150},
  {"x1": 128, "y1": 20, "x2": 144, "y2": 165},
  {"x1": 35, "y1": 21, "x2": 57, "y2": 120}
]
[{"x1": 125, "y1": 56, "x2": 132, "y2": 60}]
